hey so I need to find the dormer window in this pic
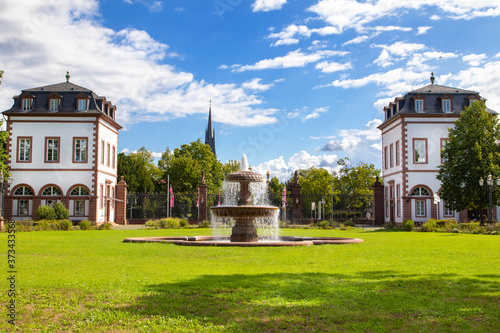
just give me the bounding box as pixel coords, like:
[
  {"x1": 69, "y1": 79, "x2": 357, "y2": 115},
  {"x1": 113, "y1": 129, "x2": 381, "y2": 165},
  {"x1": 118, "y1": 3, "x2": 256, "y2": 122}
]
[
  {"x1": 76, "y1": 93, "x2": 89, "y2": 111},
  {"x1": 48, "y1": 92, "x2": 62, "y2": 111},
  {"x1": 442, "y1": 99, "x2": 451, "y2": 112},
  {"x1": 415, "y1": 99, "x2": 423, "y2": 112},
  {"x1": 78, "y1": 99, "x2": 87, "y2": 111},
  {"x1": 468, "y1": 95, "x2": 480, "y2": 106},
  {"x1": 22, "y1": 98, "x2": 32, "y2": 111}
]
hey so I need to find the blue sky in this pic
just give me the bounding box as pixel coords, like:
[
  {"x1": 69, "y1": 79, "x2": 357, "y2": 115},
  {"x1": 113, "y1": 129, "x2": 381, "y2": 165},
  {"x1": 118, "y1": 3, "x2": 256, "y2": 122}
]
[{"x1": 1, "y1": 0, "x2": 500, "y2": 180}]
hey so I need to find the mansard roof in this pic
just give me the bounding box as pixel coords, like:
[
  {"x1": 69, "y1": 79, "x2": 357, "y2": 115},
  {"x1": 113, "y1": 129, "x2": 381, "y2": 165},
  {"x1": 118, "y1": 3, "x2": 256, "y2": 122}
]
[
  {"x1": 3, "y1": 76, "x2": 121, "y2": 128},
  {"x1": 409, "y1": 84, "x2": 478, "y2": 95}
]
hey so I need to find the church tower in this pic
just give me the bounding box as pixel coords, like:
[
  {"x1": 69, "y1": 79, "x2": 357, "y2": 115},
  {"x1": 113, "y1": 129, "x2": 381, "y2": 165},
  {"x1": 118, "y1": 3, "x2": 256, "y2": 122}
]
[{"x1": 205, "y1": 101, "x2": 216, "y2": 155}]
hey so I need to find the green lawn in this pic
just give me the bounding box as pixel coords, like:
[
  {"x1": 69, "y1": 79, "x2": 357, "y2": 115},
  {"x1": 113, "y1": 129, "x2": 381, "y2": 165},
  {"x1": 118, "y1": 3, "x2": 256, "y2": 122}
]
[{"x1": 1, "y1": 228, "x2": 499, "y2": 332}]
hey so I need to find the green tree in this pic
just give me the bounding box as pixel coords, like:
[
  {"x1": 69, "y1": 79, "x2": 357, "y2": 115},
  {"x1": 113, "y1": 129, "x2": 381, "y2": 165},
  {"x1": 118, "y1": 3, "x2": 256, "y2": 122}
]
[
  {"x1": 298, "y1": 166, "x2": 336, "y2": 218},
  {"x1": 437, "y1": 101, "x2": 500, "y2": 216},
  {"x1": 160, "y1": 139, "x2": 224, "y2": 193},
  {"x1": 222, "y1": 160, "x2": 241, "y2": 176},
  {"x1": 268, "y1": 176, "x2": 285, "y2": 206},
  {"x1": 117, "y1": 147, "x2": 161, "y2": 193},
  {"x1": 335, "y1": 158, "x2": 380, "y2": 210}
]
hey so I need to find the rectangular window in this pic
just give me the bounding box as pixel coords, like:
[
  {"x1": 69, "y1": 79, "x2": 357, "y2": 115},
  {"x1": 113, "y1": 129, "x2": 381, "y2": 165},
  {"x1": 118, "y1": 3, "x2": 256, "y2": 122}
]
[
  {"x1": 384, "y1": 146, "x2": 388, "y2": 169},
  {"x1": 396, "y1": 141, "x2": 400, "y2": 166},
  {"x1": 442, "y1": 99, "x2": 451, "y2": 112},
  {"x1": 416, "y1": 200, "x2": 426, "y2": 217},
  {"x1": 390, "y1": 144, "x2": 394, "y2": 168},
  {"x1": 111, "y1": 187, "x2": 115, "y2": 208},
  {"x1": 49, "y1": 99, "x2": 59, "y2": 111},
  {"x1": 396, "y1": 185, "x2": 401, "y2": 217},
  {"x1": 106, "y1": 143, "x2": 110, "y2": 167},
  {"x1": 470, "y1": 99, "x2": 477, "y2": 106},
  {"x1": 74, "y1": 138, "x2": 87, "y2": 162},
  {"x1": 100, "y1": 185, "x2": 104, "y2": 209},
  {"x1": 18, "y1": 137, "x2": 32, "y2": 162},
  {"x1": 100, "y1": 141, "x2": 105, "y2": 165},
  {"x1": 45, "y1": 138, "x2": 60, "y2": 162},
  {"x1": 415, "y1": 99, "x2": 423, "y2": 112},
  {"x1": 75, "y1": 200, "x2": 85, "y2": 216},
  {"x1": 78, "y1": 99, "x2": 87, "y2": 111},
  {"x1": 444, "y1": 202, "x2": 454, "y2": 217},
  {"x1": 19, "y1": 200, "x2": 29, "y2": 215},
  {"x1": 22, "y1": 99, "x2": 32, "y2": 111},
  {"x1": 112, "y1": 146, "x2": 116, "y2": 169},
  {"x1": 413, "y1": 139, "x2": 427, "y2": 163}
]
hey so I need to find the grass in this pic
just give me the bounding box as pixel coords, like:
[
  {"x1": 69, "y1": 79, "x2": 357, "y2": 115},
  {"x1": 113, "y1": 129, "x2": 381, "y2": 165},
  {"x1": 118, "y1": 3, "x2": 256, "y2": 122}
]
[{"x1": 1, "y1": 228, "x2": 499, "y2": 332}]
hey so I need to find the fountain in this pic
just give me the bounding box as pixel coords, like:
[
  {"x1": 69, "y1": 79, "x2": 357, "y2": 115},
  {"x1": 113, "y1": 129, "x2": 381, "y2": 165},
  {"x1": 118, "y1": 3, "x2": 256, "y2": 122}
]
[
  {"x1": 210, "y1": 154, "x2": 279, "y2": 242},
  {"x1": 124, "y1": 155, "x2": 363, "y2": 247}
]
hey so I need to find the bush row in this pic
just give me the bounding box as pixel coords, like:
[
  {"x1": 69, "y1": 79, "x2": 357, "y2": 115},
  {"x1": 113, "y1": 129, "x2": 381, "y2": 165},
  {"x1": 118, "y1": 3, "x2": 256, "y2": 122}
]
[
  {"x1": 5, "y1": 220, "x2": 112, "y2": 232},
  {"x1": 145, "y1": 218, "x2": 193, "y2": 229},
  {"x1": 280, "y1": 220, "x2": 357, "y2": 230},
  {"x1": 385, "y1": 219, "x2": 500, "y2": 235}
]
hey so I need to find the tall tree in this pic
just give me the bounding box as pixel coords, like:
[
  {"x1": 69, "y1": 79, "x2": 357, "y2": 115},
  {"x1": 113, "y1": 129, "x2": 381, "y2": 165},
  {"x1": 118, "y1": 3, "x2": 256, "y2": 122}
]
[
  {"x1": 117, "y1": 147, "x2": 161, "y2": 193},
  {"x1": 438, "y1": 101, "x2": 500, "y2": 214},
  {"x1": 160, "y1": 139, "x2": 224, "y2": 193},
  {"x1": 298, "y1": 166, "x2": 337, "y2": 218},
  {"x1": 335, "y1": 158, "x2": 380, "y2": 209},
  {"x1": 268, "y1": 176, "x2": 285, "y2": 206},
  {"x1": 222, "y1": 160, "x2": 241, "y2": 176}
]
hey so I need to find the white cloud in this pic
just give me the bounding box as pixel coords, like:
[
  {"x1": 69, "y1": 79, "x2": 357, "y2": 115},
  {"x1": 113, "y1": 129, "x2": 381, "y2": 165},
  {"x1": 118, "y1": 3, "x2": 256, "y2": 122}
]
[
  {"x1": 308, "y1": 0, "x2": 500, "y2": 32},
  {"x1": 124, "y1": 0, "x2": 163, "y2": 12},
  {"x1": 315, "y1": 61, "x2": 353, "y2": 73},
  {"x1": 0, "y1": 1, "x2": 279, "y2": 128},
  {"x1": 242, "y1": 78, "x2": 274, "y2": 91},
  {"x1": 430, "y1": 14, "x2": 441, "y2": 20},
  {"x1": 253, "y1": 151, "x2": 339, "y2": 180},
  {"x1": 343, "y1": 35, "x2": 369, "y2": 46},
  {"x1": 232, "y1": 49, "x2": 349, "y2": 72},
  {"x1": 371, "y1": 25, "x2": 412, "y2": 32},
  {"x1": 417, "y1": 26, "x2": 433, "y2": 35},
  {"x1": 302, "y1": 106, "x2": 329, "y2": 122},
  {"x1": 462, "y1": 53, "x2": 487, "y2": 67},
  {"x1": 252, "y1": 0, "x2": 287, "y2": 12},
  {"x1": 267, "y1": 24, "x2": 340, "y2": 46}
]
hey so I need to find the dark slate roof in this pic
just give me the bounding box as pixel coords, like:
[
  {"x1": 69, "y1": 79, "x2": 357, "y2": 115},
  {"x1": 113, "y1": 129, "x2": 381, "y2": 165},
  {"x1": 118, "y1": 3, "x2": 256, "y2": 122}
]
[
  {"x1": 409, "y1": 84, "x2": 478, "y2": 95},
  {"x1": 383, "y1": 81, "x2": 494, "y2": 122},
  {"x1": 3, "y1": 80, "x2": 119, "y2": 128}
]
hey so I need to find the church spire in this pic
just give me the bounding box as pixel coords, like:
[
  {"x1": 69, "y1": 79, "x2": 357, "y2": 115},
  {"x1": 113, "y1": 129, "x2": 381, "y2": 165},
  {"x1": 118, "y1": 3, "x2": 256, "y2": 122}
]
[{"x1": 205, "y1": 101, "x2": 216, "y2": 156}]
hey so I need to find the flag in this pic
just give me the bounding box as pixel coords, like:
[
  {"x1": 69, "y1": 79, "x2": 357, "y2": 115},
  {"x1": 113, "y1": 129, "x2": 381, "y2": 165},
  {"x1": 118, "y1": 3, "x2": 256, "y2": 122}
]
[
  {"x1": 218, "y1": 188, "x2": 221, "y2": 206},
  {"x1": 169, "y1": 186, "x2": 174, "y2": 208}
]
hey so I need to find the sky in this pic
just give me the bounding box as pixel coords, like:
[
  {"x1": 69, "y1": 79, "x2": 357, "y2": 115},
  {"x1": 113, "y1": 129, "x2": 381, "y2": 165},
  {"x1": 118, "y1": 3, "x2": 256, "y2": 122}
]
[{"x1": 1, "y1": 0, "x2": 500, "y2": 181}]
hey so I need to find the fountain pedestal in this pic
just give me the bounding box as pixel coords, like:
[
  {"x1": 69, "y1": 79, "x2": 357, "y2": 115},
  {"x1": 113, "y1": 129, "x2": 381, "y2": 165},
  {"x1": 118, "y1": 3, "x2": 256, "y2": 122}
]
[{"x1": 231, "y1": 217, "x2": 258, "y2": 242}]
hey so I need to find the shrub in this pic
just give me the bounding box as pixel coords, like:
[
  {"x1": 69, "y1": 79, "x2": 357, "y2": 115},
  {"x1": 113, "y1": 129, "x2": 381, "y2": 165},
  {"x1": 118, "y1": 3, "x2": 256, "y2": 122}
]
[
  {"x1": 16, "y1": 220, "x2": 35, "y2": 232},
  {"x1": 79, "y1": 220, "x2": 93, "y2": 230},
  {"x1": 201, "y1": 220, "x2": 210, "y2": 228},
  {"x1": 34, "y1": 220, "x2": 50, "y2": 231},
  {"x1": 36, "y1": 205, "x2": 56, "y2": 220},
  {"x1": 98, "y1": 222, "x2": 112, "y2": 230},
  {"x1": 319, "y1": 220, "x2": 330, "y2": 229},
  {"x1": 145, "y1": 220, "x2": 157, "y2": 228},
  {"x1": 491, "y1": 231, "x2": 498, "y2": 235},
  {"x1": 452, "y1": 228, "x2": 460, "y2": 233},
  {"x1": 179, "y1": 219, "x2": 188, "y2": 228},
  {"x1": 53, "y1": 202, "x2": 69, "y2": 220},
  {"x1": 58, "y1": 219, "x2": 73, "y2": 231},
  {"x1": 403, "y1": 219, "x2": 414, "y2": 231},
  {"x1": 344, "y1": 220, "x2": 356, "y2": 227}
]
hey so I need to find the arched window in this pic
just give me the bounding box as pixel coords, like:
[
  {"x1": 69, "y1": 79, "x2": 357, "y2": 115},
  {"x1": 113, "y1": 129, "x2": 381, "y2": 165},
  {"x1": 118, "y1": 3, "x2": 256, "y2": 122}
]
[
  {"x1": 411, "y1": 187, "x2": 430, "y2": 196},
  {"x1": 70, "y1": 186, "x2": 89, "y2": 196},
  {"x1": 14, "y1": 186, "x2": 33, "y2": 196},
  {"x1": 42, "y1": 186, "x2": 61, "y2": 196}
]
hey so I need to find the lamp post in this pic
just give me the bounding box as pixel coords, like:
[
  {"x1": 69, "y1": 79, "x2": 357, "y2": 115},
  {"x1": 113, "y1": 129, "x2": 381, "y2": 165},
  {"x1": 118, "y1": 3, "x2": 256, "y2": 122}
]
[
  {"x1": 0, "y1": 171, "x2": 13, "y2": 228},
  {"x1": 479, "y1": 173, "x2": 500, "y2": 221}
]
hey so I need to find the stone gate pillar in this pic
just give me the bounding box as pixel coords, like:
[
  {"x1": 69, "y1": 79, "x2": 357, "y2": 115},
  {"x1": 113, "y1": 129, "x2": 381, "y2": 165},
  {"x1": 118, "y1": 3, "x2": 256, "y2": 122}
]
[
  {"x1": 372, "y1": 176, "x2": 384, "y2": 225},
  {"x1": 115, "y1": 176, "x2": 128, "y2": 225},
  {"x1": 291, "y1": 171, "x2": 301, "y2": 223},
  {"x1": 198, "y1": 171, "x2": 208, "y2": 222}
]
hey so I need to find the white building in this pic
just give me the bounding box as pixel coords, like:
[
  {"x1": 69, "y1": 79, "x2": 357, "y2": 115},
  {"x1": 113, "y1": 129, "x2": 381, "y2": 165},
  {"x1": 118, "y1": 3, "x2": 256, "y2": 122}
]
[
  {"x1": 2, "y1": 73, "x2": 122, "y2": 223},
  {"x1": 379, "y1": 74, "x2": 496, "y2": 224}
]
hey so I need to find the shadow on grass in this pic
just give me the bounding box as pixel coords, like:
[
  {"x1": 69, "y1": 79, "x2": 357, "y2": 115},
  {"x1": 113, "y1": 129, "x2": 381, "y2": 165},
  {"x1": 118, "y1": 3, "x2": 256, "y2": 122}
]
[{"x1": 116, "y1": 271, "x2": 500, "y2": 332}]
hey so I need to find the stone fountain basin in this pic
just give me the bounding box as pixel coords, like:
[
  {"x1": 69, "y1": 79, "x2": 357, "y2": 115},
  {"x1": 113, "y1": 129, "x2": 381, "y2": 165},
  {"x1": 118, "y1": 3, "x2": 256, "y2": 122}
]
[
  {"x1": 123, "y1": 235, "x2": 364, "y2": 247},
  {"x1": 210, "y1": 205, "x2": 279, "y2": 218}
]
